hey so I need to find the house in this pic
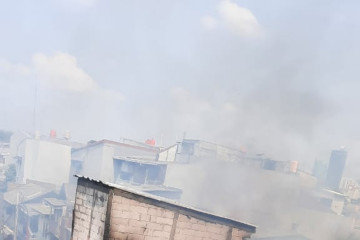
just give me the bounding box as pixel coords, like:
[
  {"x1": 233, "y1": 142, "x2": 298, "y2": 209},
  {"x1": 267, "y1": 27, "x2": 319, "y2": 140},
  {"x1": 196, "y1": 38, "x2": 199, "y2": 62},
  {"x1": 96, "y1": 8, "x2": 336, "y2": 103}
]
[
  {"x1": 113, "y1": 156, "x2": 167, "y2": 185},
  {"x1": 71, "y1": 175, "x2": 256, "y2": 240},
  {"x1": 1, "y1": 182, "x2": 57, "y2": 239},
  {"x1": 176, "y1": 139, "x2": 245, "y2": 163},
  {"x1": 317, "y1": 188, "x2": 346, "y2": 215},
  {"x1": 70, "y1": 139, "x2": 161, "y2": 183},
  {"x1": 43, "y1": 198, "x2": 67, "y2": 239},
  {"x1": 0, "y1": 142, "x2": 10, "y2": 165},
  {"x1": 113, "y1": 156, "x2": 182, "y2": 200},
  {"x1": 16, "y1": 203, "x2": 52, "y2": 239},
  {"x1": 10, "y1": 131, "x2": 83, "y2": 186},
  {"x1": 0, "y1": 181, "x2": 78, "y2": 240}
]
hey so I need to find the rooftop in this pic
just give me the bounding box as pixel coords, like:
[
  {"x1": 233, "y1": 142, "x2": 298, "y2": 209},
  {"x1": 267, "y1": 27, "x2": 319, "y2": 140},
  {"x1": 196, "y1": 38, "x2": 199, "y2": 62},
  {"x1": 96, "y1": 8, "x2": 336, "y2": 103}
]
[
  {"x1": 182, "y1": 139, "x2": 246, "y2": 153},
  {"x1": 43, "y1": 198, "x2": 67, "y2": 207},
  {"x1": 4, "y1": 183, "x2": 54, "y2": 205},
  {"x1": 72, "y1": 139, "x2": 161, "y2": 154},
  {"x1": 113, "y1": 156, "x2": 166, "y2": 165},
  {"x1": 21, "y1": 203, "x2": 52, "y2": 216}
]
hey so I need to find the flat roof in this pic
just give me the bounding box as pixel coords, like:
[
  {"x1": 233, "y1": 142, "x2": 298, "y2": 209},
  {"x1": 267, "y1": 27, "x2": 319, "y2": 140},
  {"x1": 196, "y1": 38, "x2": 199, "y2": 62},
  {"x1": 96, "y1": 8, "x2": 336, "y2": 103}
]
[
  {"x1": 113, "y1": 156, "x2": 167, "y2": 165},
  {"x1": 21, "y1": 203, "x2": 52, "y2": 216},
  {"x1": 44, "y1": 198, "x2": 67, "y2": 207},
  {"x1": 110, "y1": 181, "x2": 181, "y2": 193},
  {"x1": 322, "y1": 188, "x2": 346, "y2": 197},
  {"x1": 182, "y1": 139, "x2": 245, "y2": 153},
  {"x1": 76, "y1": 175, "x2": 256, "y2": 233},
  {"x1": 72, "y1": 139, "x2": 161, "y2": 153},
  {"x1": 4, "y1": 183, "x2": 54, "y2": 205}
]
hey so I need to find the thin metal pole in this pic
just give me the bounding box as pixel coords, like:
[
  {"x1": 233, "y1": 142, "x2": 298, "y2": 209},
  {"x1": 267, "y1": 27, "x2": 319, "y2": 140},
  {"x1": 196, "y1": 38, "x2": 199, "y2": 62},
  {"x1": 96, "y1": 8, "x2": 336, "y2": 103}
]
[{"x1": 14, "y1": 192, "x2": 19, "y2": 240}]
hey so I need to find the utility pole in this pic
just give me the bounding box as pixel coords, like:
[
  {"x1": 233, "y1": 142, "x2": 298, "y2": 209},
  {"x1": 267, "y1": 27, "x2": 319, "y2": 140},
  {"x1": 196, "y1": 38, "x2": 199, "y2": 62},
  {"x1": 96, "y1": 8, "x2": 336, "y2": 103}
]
[{"x1": 14, "y1": 192, "x2": 19, "y2": 240}]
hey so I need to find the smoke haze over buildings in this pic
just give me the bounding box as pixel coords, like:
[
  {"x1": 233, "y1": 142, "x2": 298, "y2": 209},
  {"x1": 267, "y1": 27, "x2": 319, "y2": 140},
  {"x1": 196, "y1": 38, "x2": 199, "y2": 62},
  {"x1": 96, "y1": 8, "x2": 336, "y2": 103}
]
[
  {"x1": 3, "y1": 2, "x2": 360, "y2": 239},
  {"x1": 1, "y1": 1, "x2": 360, "y2": 175}
]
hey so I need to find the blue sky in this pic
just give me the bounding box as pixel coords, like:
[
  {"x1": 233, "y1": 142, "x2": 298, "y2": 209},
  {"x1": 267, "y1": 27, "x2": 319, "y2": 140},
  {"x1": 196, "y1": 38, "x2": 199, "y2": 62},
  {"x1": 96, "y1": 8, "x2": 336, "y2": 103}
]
[{"x1": 1, "y1": 0, "x2": 360, "y2": 174}]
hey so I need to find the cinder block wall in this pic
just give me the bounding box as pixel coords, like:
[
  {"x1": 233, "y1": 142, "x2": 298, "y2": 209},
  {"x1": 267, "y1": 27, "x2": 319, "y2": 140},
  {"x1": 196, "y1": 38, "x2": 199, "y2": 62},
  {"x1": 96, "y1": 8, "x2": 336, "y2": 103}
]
[
  {"x1": 72, "y1": 181, "x2": 109, "y2": 240},
  {"x1": 109, "y1": 195, "x2": 174, "y2": 239},
  {"x1": 71, "y1": 179, "x2": 252, "y2": 240},
  {"x1": 108, "y1": 193, "x2": 250, "y2": 240}
]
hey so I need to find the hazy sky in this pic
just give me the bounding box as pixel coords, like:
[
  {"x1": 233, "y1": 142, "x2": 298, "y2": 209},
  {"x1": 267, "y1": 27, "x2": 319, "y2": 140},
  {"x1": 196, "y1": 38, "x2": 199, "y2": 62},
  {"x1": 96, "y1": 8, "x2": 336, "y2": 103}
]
[{"x1": 1, "y1": 0, "x2": 360, "y2": 175}]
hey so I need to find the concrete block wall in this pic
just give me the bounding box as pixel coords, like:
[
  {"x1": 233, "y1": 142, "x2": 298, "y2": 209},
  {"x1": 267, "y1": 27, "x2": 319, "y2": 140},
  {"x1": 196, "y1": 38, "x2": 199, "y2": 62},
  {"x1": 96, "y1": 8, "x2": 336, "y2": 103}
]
[
  {"x1": 108, "y1": 194, "x2": 249, "y2": 240},
  {"x1": 71, "y1": 179, "x2": 254, "y2": 240},
  {"x1": 72, "y1": 184, "x2": 109, "y2": 240},
  {"x1": 173, "y1": 214, "x2": 228, "y2": 240},
  {"x1": 231, "y1": 228, "x2": 248, "y2": 240},
  {"x1": 109, "y1": 195, "x2": 175, "y2": 240}
]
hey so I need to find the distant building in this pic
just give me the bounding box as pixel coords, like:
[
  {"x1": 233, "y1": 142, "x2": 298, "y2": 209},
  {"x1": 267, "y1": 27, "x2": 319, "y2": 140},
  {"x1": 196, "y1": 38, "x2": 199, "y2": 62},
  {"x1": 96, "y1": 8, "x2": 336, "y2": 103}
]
[
  {"x1": 17, "y1": 203, "x2": 52, "y2": 239},
  {"x1": 70, "y1": 139, "x2": 161, "y2": 183},
  {"x1": 43, "y1": 198, "x2": 70, "y2": 240},
  {"x1": 1, "y1": 181, "x2": 75, "y2": 240},
  {"x1": 312, "y1": 160, "x2": 327, "y2": 183},
  {"x1": 0, "y1": 142, "x2": 10, "y2": 165},
  {"x1": 1, "y1": 182, "x2": 57, "y2": 239},
  {"x1": 176, "y1": 139, "x2": 245, "y2": 163},
  {"x1": 340, "y1": 178, "x2": 360, "y2": 201},
  {"x1": 10, "y1": 131, "x2": 83, "y2": 186},
  {"x1": 317, "y1": 188, "x2": 346, "y2": 215},
  {"x1": 113, "y1": 156, "x2": 182, "y2": 200},
  {"x1": 71, "y1": 176, "x2": 256, "y2": 240},
  {"x1": 113, "y1": 156, "x2": 167, "y2": 186},
  {"x1": 325, "y1": 149, "x2": 347, "y2": 191}
]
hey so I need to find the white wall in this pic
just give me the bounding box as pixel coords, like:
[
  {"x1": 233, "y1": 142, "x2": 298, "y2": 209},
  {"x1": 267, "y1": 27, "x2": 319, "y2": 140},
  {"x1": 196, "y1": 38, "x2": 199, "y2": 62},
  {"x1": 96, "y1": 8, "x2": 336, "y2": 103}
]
[
  {"x1": 158, "y1": 144, "x2": 178, "y2": 162},
  {"x1": 77, "y1": 144, "x2": 105, "y2": 181},
  {"x1": 22, "y1": 139, "x2": 71, "y2": 185},
  {"x1": 100, "y1": 144, "x2": 115, "y2": 182},
  {"x1": 77, "y1": 141, "x2": 159, "y2": 183}
]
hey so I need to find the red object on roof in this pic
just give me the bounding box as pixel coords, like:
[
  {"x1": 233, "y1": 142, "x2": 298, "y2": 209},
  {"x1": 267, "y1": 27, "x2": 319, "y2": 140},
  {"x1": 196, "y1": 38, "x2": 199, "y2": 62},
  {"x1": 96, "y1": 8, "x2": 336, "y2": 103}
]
[
  {"x1": 145, "y1": 139, "x2": 156, "y2": 146},
  {"x1": 50, "y1": 129, "x2": 56, "y2": 138}
]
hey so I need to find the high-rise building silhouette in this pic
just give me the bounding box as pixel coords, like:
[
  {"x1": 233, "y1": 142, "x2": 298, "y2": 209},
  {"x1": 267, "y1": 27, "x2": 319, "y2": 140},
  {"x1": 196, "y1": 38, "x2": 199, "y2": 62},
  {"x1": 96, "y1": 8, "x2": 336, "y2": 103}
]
[
  {"x1": 312, "y1": 160, "x2": 327, "y2": 183},
  {"x1": 325, "y1": 149, "x2": 347, "y2": 191}
]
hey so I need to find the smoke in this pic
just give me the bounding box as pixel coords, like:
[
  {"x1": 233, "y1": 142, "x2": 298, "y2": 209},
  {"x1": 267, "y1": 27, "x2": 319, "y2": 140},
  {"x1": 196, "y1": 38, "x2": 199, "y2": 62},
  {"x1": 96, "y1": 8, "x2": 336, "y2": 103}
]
[
  {"x1": 165, "y1": 159, "x2": 357, "y2": 239},
  {"x1": 218, "y1": 0, "x2": 262, "y2": 37},
  {"x1": 1, "y1": 0, "x2": 360, "y2": 238},
  {"x1": 33, "y1": 52, "x2": 97, "y2": 92},
  {"x1": 0, "y1": 52, "x2": 123, "y2": 140}
]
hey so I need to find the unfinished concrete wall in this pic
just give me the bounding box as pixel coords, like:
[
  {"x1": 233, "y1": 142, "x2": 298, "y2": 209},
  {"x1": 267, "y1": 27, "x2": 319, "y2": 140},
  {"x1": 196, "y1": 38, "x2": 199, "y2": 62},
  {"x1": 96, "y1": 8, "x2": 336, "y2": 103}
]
[
  {"x1": 108, "y1": 193, "x2": 251, "y2": 240},
  {"x1": 71, "y1": 179, "x2": 254, "y2": 240},
  {"x1": 71, "y1": 182, "x2": 109, "y2": 240},
  {"x1": 173, "y1": 214, "x2": 229, "y2": 240},
  {"x1": 109, "y1": 194, "x2": 175, "y2": 240}
]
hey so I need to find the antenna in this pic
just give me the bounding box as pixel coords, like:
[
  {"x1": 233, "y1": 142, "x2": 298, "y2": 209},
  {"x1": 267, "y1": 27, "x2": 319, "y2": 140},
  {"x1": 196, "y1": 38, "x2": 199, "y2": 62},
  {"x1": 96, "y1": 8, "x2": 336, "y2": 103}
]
[{"x1": 33, "y1": 80, "x2": 37, "y2": 134}]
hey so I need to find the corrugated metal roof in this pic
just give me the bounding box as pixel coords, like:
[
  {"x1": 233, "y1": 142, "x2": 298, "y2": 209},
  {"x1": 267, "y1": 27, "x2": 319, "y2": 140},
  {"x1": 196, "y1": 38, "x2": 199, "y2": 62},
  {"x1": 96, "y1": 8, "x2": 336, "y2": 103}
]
[
  {"x1": 43, "y1": 198, "x2": 67, "y2": 207},
  {"x1": 21, "y1": 203, "x2": 52, "y2": 216},
  {"x1": 4, "y1": 183, "x2": 54, "y2": 205},
  {"x1": 75, "y1": 175, "x2": 256, "y2": 233}
]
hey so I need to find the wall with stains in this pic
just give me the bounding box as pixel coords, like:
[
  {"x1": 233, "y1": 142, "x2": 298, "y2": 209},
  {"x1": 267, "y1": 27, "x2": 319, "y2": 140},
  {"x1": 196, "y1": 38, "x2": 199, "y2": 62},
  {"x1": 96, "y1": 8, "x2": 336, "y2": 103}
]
[
  {"x1": 71, "y1": 178, "x2": 254, "y2": 240},
  {"x1": 71, "y1": 181, "x2": 109, "y2": 240},
  {"x1": 108, "y1": 193, "x2": 251, "y2": 240}
]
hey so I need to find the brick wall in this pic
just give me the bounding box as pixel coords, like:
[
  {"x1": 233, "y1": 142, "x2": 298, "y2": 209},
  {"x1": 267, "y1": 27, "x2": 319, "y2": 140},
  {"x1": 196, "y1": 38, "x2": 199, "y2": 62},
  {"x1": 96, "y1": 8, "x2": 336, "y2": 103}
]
[
  {"x1": 108, "y1": 194, "x2": 250, "y2": 240},
  {"x1": 72, "y1": 183, "x2": 109, "y2": 240},
  {"x1": 109, "y1": 195, "x2": 175, "y2": 240},
  {"x1": 173, "y1": 214, "x2": 228, "y2": 240},
  {"x1": 71, "y1": 179, "x2": 254, "y2": 240}
]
